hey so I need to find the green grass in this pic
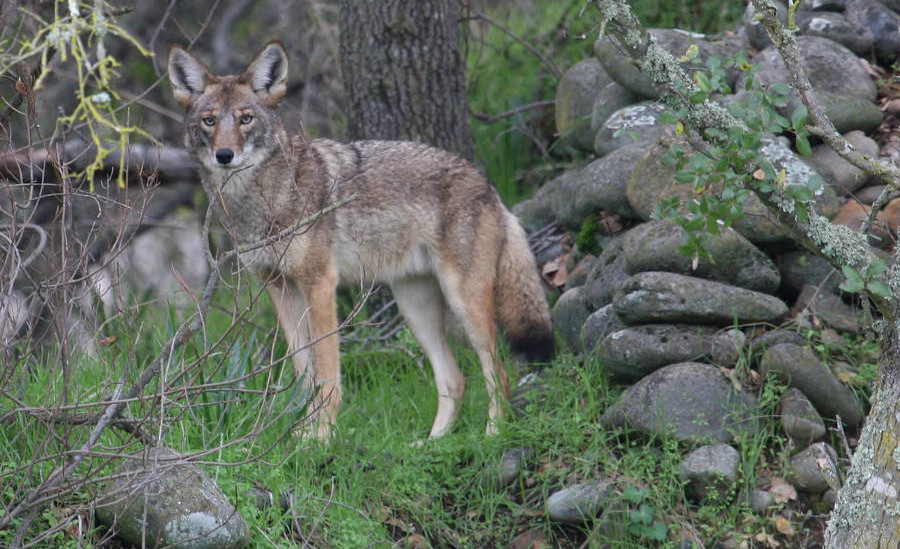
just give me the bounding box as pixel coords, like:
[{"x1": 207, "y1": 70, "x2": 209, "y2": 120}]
[{"x1": 3, "y1": 281, "x2": 856, "y2": 548}]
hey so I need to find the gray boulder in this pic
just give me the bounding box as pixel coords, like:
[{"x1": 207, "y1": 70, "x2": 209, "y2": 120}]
[
  {"x1": 806, "y1": 131, "x2": 879, "y2": 196},
  {"x1": 612, "y1": 271, "x2": 789, "y2": 326},
  {"x1": 845, "y1": 0, "x2": 900, "y2": 64},
  {"x1": 795, "y1": 11, "x2": 876, "y2": 56},
  {"x1": 760, "y1": 343, "x2": 863, "y2": 427},
  {"x1": 595, "y1": 29, "x2": 746, "y2": 99},
  {"x1": 624, "y1": 142, "x2": 794, "y2": 245},
  {"x1": 743, "y1": 35, "x2": 876, "y2": 101},
  {"x1": 741, "y1": 36, "x2": 880, "y2": 133},
  {"x1": 815, "y1": 91, "x2": 884, "y2": 134},
  {"x1": 799, "y1": 0, "x2": 847, "y2": 10},
  {"x1": 512, "y1": 143, "x2": 643, "y2": 232},
  {"x1": 794, "y1": 284, "x2": 861, "y2": 334},
  {"x1": 95, "y1": 447, "x2": 248, "y2": 549},
  {"x1": 776, "y1": 250, "x2": 841, "y2": 295},
  {"x1": 583, "y1": 233, "x2": 631, "y2": 310},
  {"x1": 710, "y1": 328, "x2": 747, "y2": 366},
  {"x1": 596, "y1": 324, "x2": 717, "y2": 381},
  {"x1": 546, "y1": 479, "x2": 615, "y2": 524},
  {"x1": 583, "y1": 304, "x2": 627, "y2": 352},
  {"x1": 498, "y1": 448, "x2": 533, "y2": 488},
  {"x1": 594, "y1": 102, "x2": 668, "y2": 157},
  {"x1": 622, "y1": 220, "x2": 781, "y2": 293},
  {"x1": 748, "y1": 328, "x2": 809, "y2": 355},
  {"x1": 556, "y1": 58, "x2": 609, "y2": 151},
  {"x1": 601, "y1": 362, "x2": 760, "y2": 443},
  {"x1": 779, "y1": 387, "x2": 827, "y2": 445},
  {"x1": 551, "y1": 285, "x2": 593, "y2": 352},
  {"x1": 788, "y1": 442, "x2": 841, "y2": 494},
  {"x1": 680, "y1": 443, "x2": 741, "y2": 502},
  {"x1": 590, "y1": 78, "x2": 639, "y2": 137}
]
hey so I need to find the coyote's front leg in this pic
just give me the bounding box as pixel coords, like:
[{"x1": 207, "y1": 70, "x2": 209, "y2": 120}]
[{"x1": 266, "y1": 269, "x2": 341, "y2": 440}]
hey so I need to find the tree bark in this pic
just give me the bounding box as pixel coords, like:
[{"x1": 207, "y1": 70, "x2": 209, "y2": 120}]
[
  {"x1": 825, "y1": 329, "x2": 900, "y2": 548},
  {"x1": 338, "y1": 0, "x2": 474, "y2": 160}
]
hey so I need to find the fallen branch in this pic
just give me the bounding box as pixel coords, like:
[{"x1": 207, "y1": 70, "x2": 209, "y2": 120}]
[{"x1": 0, "y1": 141, "x2": 199, "y2": 184}]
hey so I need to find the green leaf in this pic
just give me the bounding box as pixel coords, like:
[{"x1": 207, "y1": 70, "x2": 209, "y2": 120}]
[
  {"x1": 790, "y1": 105, "x2": 808, "y2": 130},
  {"x1": 622, "y1": 486, "x2": 646, "y2": 504},
  {"x1": 868, "y1": 280, "x2": 892, "y2": 300},
  {"x1": 840, "y1": 266, "x2": 865, "y2": 294},
  {"x1": 795, "y1": 134, "x2": 811, "y2": 157},
  {"x1": 690, "y1": 90, "x2": 709, "y2": 104},
  {"x1": 646, "y1": 521, "x2": 670, "y2": 541},
  {"x1": 866, "y1": 258, "x2": 888, "y2": 278}
]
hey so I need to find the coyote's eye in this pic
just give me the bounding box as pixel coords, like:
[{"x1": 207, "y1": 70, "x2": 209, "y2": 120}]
[
  {"x1": 239, "y1": 114, "x2": 253, "y2": 125},
  {"x1": 201, "y1": 116, "x2": 216, "y2": 127}
]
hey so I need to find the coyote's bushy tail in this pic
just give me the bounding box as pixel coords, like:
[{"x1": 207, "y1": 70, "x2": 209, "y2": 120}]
[{"x1": 495, "y1": 212, "x2": 555, "y2": 363}]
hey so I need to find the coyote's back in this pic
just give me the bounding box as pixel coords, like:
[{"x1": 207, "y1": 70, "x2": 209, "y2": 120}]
[{"x1": 168, "y1": 41, "x2": 554, "y2": 439}]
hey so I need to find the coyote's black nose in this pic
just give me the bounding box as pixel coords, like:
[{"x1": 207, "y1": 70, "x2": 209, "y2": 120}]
[{"x1": 215, "y1": 148, "x2": 234, "y2": 165}]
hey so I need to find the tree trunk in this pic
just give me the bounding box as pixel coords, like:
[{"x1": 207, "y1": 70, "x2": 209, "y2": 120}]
[
  {"x1": 338, "y1": 0, "x2": 474, "y2": 160},
  {"x1": 825, "y1": 326, "x2": 900, "y2": 548}
]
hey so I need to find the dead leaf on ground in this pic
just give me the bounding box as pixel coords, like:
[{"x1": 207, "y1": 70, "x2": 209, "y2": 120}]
[
  {"x1": 775, "y1": 516, "x2": 795, "y2": 536},
  {"x1": 768, "y1": 477, "x2": 798, "y2": 504}
]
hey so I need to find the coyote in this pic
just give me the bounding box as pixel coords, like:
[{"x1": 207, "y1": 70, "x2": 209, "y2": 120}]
[{"x1": 167, "y1": 41, "x2": 554, "y2": 439}]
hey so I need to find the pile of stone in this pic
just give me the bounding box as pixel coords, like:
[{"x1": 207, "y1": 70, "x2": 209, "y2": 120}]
[{"x1": 512, "y1": 0, "x2": 897, "y2": 527}]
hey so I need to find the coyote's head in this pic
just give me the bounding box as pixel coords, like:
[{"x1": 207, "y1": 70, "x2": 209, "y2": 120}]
[{"x1": 168, "y1": 42, "x2": 288, "y2": 171}]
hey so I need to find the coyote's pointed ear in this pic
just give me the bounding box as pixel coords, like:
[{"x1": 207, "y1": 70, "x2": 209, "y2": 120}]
[
  {"x1": 241, "y1": 41, "x2": 288, "y2": 107},
  {"x1": 168, "y1": 46, "x2": 214, "y2": 108}
]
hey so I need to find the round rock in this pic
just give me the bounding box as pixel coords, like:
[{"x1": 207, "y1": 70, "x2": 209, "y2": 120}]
[
  {"x1": 612, "y1": 271, "x2": 789, "y2": 326},
  {"x1": 680, "y1": 443, "x2": 741, "y2": 502},
  {"x1": 622, "y1": 220, "x2": 781, "y2": 293},
  {"x1": 94, "y1": 447, "x2": 248, "y2": 549},
  {"x1": 601, "y1": 362, "x2": 760, "y2": 443},
  {"x1": 556, "y1": 58, "x2": 610, "y2": 152},
  {"x1": 760, "y1": 343, "x2": 863, "y2": 427}
]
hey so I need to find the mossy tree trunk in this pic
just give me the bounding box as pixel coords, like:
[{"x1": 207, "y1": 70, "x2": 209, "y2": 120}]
[{"x1": 338, "y1": 0, "x2": 474, "y2": 160}]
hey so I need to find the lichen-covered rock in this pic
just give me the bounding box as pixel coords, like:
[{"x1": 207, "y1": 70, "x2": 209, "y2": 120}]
[
  {"x1": 624, "y1": 142, "x2": 794, "y2": 244},
  {"x1": 546, "y1": 479, "x2": 614, "y2": 524},
  {"x1": 601, "y1": 362, "x2": 760, "y2": 443},
  {"x1": 594, "y1": 102, "x2": 668, "y2": 157},
  {"x1": 680, "y1": 444, "x2": 741, "y2": 502},
  {"x1": 622, "y1": 220, "x2": 781, "y2": 293},
  {"x1": 710, "y1": 328, "x2": 747, "y2": 366},
  {"x1": 95, "y1": 447, "x2": 248, "y2": 549},
  {"x1": 795, "y1": 11, "x2": 875, "y2": 56},
  {"x1": 582, "y1": 304, "x2": 626, "y2": 352},
  {"x1": 612, "y1": 271, "x2": 789, "y2": 326},
  {"x1": 590, "y1": 78, "x2": 639, "y2": 136},
  {"x1": 596, "y1": 324, "x2": 717, "y2": 381}
]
